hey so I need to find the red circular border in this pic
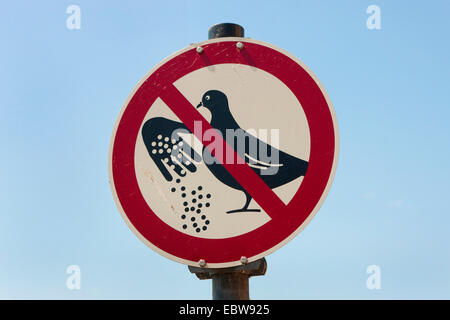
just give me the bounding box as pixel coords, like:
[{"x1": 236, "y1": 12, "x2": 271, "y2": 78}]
[{"x1": 111, "y1": 40, "x2": 336, "y2": 264}]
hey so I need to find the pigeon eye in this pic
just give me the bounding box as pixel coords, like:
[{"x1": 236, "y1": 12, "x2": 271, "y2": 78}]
[{"x1": 205, "y1": 95, "x2": 210, "y2": 100}]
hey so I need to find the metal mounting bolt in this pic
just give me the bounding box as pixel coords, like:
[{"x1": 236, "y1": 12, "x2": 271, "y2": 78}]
[
  {"x1": 196, "y1": 46, "x2": 204, "y2": 54},
  {"x1": 240, "y1": 256, "x2": 248, "y2": 264},
  {"x1": 236, "y1": 42, "x2": 244, "y2": 50},
  {"x1": 199, "y1": 259, "x2": 206, "y2": 267}
]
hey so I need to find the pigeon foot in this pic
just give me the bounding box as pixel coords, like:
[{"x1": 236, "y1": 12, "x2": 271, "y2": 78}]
[{"x1": 226, "y1": 208, "x2": 261, "y2": 214}]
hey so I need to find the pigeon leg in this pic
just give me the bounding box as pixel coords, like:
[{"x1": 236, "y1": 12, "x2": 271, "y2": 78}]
[{"x1": 226, "y1": 191, "x2": 261, "y2": 214}]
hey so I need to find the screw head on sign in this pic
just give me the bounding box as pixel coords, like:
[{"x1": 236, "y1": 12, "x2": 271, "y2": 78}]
[
  {"x1": 236, "y1": 42, "x2": 244, "y2": 50},
  {"x1": 196, "y1": 46, "x2": 204, "y2": 54},
  {"x1": 240, "y1": 256, "x2": 248, "y2": 264},
  {"x1": 199, "y1": 259, "x2": 206, "y2": 267}
]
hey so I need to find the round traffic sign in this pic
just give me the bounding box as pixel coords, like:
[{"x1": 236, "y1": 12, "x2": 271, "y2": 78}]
[{"x1": 109, "y1": 38, "x2": 339, "y2": 268}]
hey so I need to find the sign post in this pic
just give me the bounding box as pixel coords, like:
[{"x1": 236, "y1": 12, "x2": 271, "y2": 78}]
[{"x1": 109, "y1": 22, "x2": 338, "y2": 300}]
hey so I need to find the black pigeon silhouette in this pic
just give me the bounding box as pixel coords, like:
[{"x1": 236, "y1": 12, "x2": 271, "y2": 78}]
[{"x1": 197, "y1": 90, "x2": 309, "y2": 214}]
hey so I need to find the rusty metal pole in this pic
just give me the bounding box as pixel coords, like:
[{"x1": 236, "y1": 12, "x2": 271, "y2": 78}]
[
  {"x1": 188, "y1": 23, "x2": 267, "y2": 300},
  {"x1": 189, "y1": 258, "x2": 267, "y2": 300}
]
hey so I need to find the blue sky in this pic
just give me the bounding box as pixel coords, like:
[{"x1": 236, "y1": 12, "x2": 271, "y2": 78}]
[{"x1": 1, "y1": 1, "x2": 449, "y2": 299}]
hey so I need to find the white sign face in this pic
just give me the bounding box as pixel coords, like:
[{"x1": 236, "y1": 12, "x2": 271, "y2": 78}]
[
  {"x1": 134, "y1": 63, "x2": 311, "y2": 239},
  {"x1": 109, "y1": 38, "x2": 338, "y2": 268}
]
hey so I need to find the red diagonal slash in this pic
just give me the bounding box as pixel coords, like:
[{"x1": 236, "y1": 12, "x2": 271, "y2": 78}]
[{"x1": 160, "y1": 83, "x2": 288, "y2": 218}]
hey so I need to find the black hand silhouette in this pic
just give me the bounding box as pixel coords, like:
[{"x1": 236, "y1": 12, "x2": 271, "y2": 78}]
[{"x1": 142, "y1": 117, "x2": 200, "y2": 182}]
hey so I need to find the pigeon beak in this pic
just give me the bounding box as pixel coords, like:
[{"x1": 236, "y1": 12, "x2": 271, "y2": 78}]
[{"x1": 196, "y1": 102, "x2": 203, "y2": 109}]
